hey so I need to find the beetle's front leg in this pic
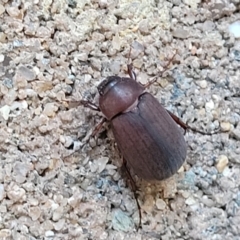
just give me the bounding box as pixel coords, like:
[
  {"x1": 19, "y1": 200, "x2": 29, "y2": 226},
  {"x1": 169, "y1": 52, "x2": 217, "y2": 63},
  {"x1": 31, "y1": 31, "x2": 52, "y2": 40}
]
[{"x1": 80, "y1": 100, "x2": 101, "y2": 111}]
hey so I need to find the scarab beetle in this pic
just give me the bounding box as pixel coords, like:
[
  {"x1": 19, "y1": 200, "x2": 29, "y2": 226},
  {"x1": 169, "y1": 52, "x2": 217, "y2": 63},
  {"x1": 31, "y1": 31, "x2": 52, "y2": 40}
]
[{"x1": 81, "y1": 57, "x2": 189, "y2": 181}]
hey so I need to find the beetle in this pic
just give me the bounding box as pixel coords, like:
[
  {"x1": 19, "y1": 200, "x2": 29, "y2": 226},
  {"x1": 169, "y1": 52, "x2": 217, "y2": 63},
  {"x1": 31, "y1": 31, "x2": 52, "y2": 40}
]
[
  {"x1": 80, "y1": 54, "x2": 191, "y2": 181},
  {"x1": 79, "y1": 52, "x2": 217, "y2": 228}
]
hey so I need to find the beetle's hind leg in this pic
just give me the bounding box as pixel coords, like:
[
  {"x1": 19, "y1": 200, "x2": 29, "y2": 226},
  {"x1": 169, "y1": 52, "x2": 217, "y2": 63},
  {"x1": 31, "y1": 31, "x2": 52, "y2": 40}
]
[
  {"x1": 122, "y1": 158, "x2": 142, "y2": 230},
  {"x1": 167, "y1": 110, "x2": 219, "y2": 135}
]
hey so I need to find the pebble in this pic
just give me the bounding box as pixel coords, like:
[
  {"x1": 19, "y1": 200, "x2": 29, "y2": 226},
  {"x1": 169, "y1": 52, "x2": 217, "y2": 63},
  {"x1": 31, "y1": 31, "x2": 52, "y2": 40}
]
[
  {"x1": 156, "y1": 198, "x2": 167, "y2": 210},
  {"x1": 185, "y1": 196, "x2": 196, "y2": 205},
  {"x1": 141, "y1": 195, "x2": 155, "y2": 213},
  {"x1": 90, "y1": 157, "x2": 109, "y2": 173},
  {"x1": 13, "y1": 162, "x2": 33, "y2": 183},
  {"x1": 229, "y1": 21, "x2": 240, "y2": 38},
  {"x1": 197, "y1": 80, "x2": 208, "y2": 89},
  {"x1": 53, "y1": 219, "x2": 65, "y2": 231},
  {"x1": 0, "y1": 229, "x2": 11, "y2": 238},
  {"x1": 216, "y1": 155, "x2": 229, "y2": 173},
  {"x1": 52, "y1": 206, "x2": 64, "y2": 221},
  {"x1": 112, "y1": 209, "x2": 134, "y2": 232},
  {"x1": 0, "y1": 54, "x2": 4, "y2": 62},
  {"x1": 45, "y1": 230, "x2": 55, "y2": 237},
  {"x1": 205, "y1": 99, "x2": 215, "y2": 111},
  {"x1": 0, "y1": 184, "x2": 5, "y2": 201},
  {"x1": 43, "y1": 103, "x2": 58, "y2": 117},
  {"x1": 232, "y1": 125, "x2": 240, "y2": 140},
  {"x1": 0, "y1": 4, "x2": 5, "y2": 15},
  {"x1": 29, "y1": 206, "x2": 42, "y2": 221},
  {"x1": 7, "y1": 184, "x2": 26, "y2": 202},
  {"x1": 0, "y1": 105, "x2": 10, "y2": 120},
  {"x1": 172, "y1": 28, "x2": 189, "y2": 39},
  {"x1": 220, "y1": 122, "x2": 231, "y2": 132}
]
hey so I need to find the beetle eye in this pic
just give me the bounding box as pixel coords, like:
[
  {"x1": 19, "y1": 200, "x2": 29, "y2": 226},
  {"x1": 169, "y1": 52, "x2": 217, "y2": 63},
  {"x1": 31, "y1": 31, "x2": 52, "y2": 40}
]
[{"x1": 98, "y1": 76, "x2": 120, "y2": 96}]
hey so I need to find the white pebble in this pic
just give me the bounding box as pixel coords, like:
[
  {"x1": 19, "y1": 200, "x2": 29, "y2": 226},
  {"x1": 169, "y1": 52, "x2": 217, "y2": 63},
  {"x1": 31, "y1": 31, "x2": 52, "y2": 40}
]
[
  {"x1": 205, "y1": 100, "x2": 215, "y2": 111},
  {"x1": 156, "y1": 199, "x2": 167, "y2": 210},
  {"x1": 45, "y1": 230, "x2": 55, "y2": 237},
  {"x1": 0, "y1": 184, "x2": 5, "y2": 201},
  {"x1": 0, "y1": 54, "x2": 4, "y2": 62},
  {"x1": 216, "y1": 155, "x2": 229, "y2": 173},
  {"x1": 229, "y1": 21, "x2": 240, "y2": 38},
  {"x1": 0, "y1": 105, "x2": 10, "y2": 120},
  {"x1": 185, "y1": 196, "x2": 196, "y2": 205}
]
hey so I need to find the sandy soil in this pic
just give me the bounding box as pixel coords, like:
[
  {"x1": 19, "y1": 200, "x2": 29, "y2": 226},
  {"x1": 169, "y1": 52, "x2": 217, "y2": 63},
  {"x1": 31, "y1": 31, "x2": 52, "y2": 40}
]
[{"x1": 0, "y1": 0, "x2": 240, "y2": 239}]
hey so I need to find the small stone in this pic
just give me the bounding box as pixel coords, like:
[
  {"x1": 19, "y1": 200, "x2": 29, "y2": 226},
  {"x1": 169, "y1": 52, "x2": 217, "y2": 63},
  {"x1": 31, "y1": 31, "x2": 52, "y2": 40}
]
[
  {"x1": 53, "y1": 219, "x2": 65, "y2": 231},
  {"x1": 0, "y1": 229, "x2": 11, "y2": 238},
  {"x1": 197, "y1": 80, "x2": 208, "y2": 89},
  {"x1": 112, "y1": 33, "x2": 121, "y2": 51},
  {"x1": 0, "y1": 4, "x2": 5, "y2": 15},
  {"x1": 7, "y1": 185, "x2": 26, "y2": 202},
  {"x1": 45, "y1": 230, "x2": 55, "y2": 237},
  {"x1": 97, "y1": 157, "x2": 109, "y2": 173},
  {"x1": 156, "y1": 198, "x2": 167, "y2": 210},
  {"x1": 141, "y1": 195, "x2": 154, "y2": 213},
  {"x1": 185, "y1": 196, "x2": 196, "y2": 205},
  {"x1": 13, "y1": 162, "x2": 33, "y2": 183},
  {"x1": 232, "y1": 127, "x2": 240, "y2": 141},
  {"x1": 52, "y1": 206, "x2": 64, "y2": 221},
  {"x1": 0, "y1": 105, "x2": 10, "y2": 120},
  {"x1": 64, "y1": 136, "x2": 73, "y2": 148},
  {"x1": 183, "y1": 0, "x2": 200, "y2": 8},
  {"x1": 112, "y1": 209, "x2": 134, "y2": 232},
  {"x1": 43, "y1": 103, "x2": 58, "y2": 117},
  {"x1": 205, "y1": 99, "x2": 215, "y2": 111},
  {"x1": 139, "y1": 19, "x2": 149, "y2": 34},
  {"x1": 0, "y1": 54, "x2": 4, "y2": 62},
  {"x1": 216, "y1": 155, "x2": 229, "y2": 173},
  {"x1": 0, "y1": 32, "x2": 7, "y2": 43},
  {"x1": 0, "y1": 184, "x2": 5, "y2": 201},
  {"x1": 220, "y1": 122, "x2": 231, "y2": 132},
  {"x1": 229, "y1": 21, "x2": 240, "y2": 38},
  {"x1": 16, "y1": 66, "x2": 36, "y2": 82},
  {"x1": 36, "y1": 26, "x2": 52, "y2": 38},
  {"x1": 29, "y1": 206, "x2": 42, "y2": 221},
  {"x1": 6, "y1": 6, "x2": 23, "y2": 19},
  {"x1": 172, "y1": 28, "x2": 189, "y2": 39}
]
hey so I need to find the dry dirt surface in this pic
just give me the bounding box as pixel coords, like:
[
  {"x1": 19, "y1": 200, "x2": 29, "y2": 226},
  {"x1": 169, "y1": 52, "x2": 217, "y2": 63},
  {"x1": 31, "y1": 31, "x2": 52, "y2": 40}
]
[{"x1": 0, "y1": 0, "x2": 240, "y2": 239}]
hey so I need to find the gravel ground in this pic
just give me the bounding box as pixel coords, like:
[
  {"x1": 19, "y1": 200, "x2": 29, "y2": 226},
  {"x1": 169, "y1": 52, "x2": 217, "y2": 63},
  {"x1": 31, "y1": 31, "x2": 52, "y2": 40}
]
[{"x1": 0, "y1": 0, "x2": 240, "y2": 239}]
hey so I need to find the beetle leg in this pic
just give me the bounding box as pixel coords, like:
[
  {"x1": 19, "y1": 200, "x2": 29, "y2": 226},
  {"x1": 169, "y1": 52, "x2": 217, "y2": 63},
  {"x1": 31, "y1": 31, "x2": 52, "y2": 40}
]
[
  {"x1": 126, "y1": 47, "x2": 137, "y2": 81},
  {"x1": 91, "y1": 117, "x2": 106, "y2": 138},
  {"x1": 84, "y1": 117, "x2": 107, "y2": 145},
  {"x1": 122, "y1": 158, "x2": 142, "y2": 230},
  {"x1": 127, "y1": 63, "x2": 137, "y2": 81},
  {"x1": 167, "y1": 110, "x2": 219, "y2": 135},
  {"x1": 143, "y1": 51, "x2": 177, "y2": 89},
  {"x1": 80, "y1": 100, "x2": 101, "y2": 111}
]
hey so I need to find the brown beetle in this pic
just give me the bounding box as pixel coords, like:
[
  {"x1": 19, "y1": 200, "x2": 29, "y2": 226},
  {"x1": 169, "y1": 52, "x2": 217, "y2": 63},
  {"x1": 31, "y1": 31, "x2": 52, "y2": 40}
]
[
  {"x1": 80, "y1": 54, "x2": 191, "y2": 181},
  {"x1": 80, "y1": 53, "x2": 216, "y2": 228}
]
